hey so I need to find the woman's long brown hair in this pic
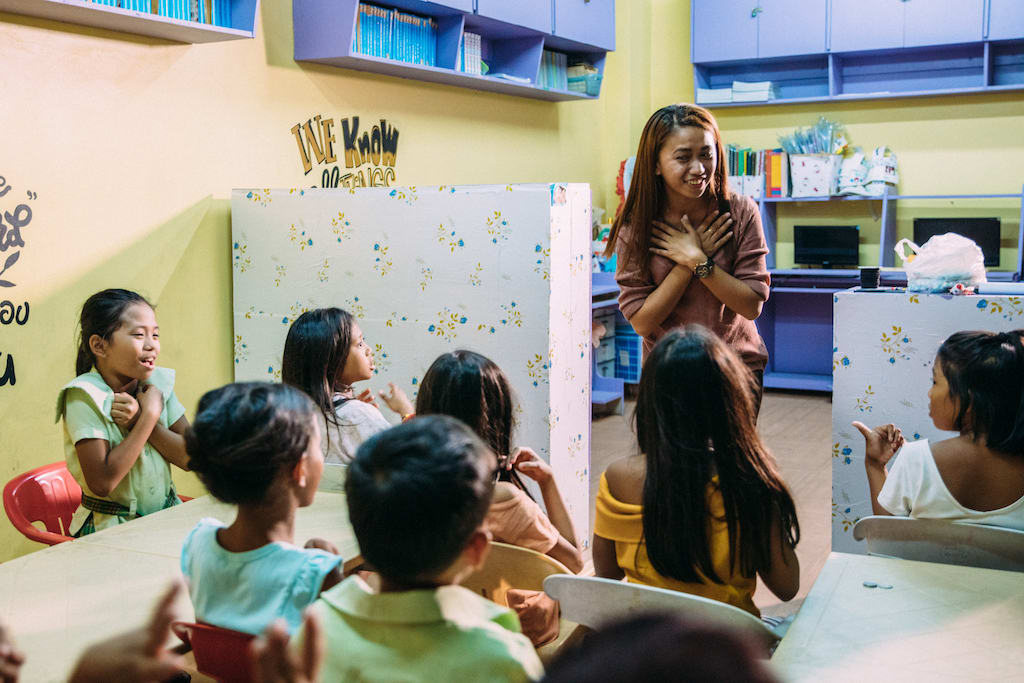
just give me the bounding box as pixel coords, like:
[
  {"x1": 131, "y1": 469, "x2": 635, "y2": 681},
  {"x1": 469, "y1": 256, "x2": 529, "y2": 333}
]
[{"x1": 605, "y1": 104, "x2": 731, "y2": 280}]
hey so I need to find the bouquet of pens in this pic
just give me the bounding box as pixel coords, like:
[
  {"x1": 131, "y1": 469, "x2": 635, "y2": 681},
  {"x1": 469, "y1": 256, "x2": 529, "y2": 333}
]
[
  {"x1": 778, "y1": 117, "x2": 850, "y2": 197},
  {"x1": 777, "y1": 116, "x2": 848, "y2": 156}
]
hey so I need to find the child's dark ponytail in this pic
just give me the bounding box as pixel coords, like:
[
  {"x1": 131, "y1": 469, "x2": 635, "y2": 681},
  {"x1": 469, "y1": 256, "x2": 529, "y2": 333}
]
[
  {"x1": 76, "y1": 289, "x2": 151, "y2": 375},
  {"x1": 937, "y1": 329, "x2": 1024, "y2": 455}
]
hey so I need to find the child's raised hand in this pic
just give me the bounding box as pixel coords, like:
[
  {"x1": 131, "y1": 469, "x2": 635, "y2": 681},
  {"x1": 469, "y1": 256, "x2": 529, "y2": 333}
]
[
  {"x1": 68, "y1": 581, "x2": 185, "y2": 683},
  {"x1": 111, "y1": 392, "x2": 140, "y2": 430},
  {"x1": 508, "y1": 447, "x2": 553, "y2": 485},
  {"x1": 355, "y1": 389, "x2": 379, "y2": 409},
  {"x1": 304, "y1": 537, "x2": 339, "y2": 555},
  {"x1": 378, "y1": 383, "x2": 414, "y2": 418},
  {"x1": 136, "y1": 384, "x2": 164, "y2": 419},
  {"x1": 251, "y1": 610, "x2": 324, "y2": 683},
  {"x1": 0, "y1": 620, "x2": 25, "y2": 683},
  {"x1": 852, "y1": 421, "x2": 905, "y2": 467}
]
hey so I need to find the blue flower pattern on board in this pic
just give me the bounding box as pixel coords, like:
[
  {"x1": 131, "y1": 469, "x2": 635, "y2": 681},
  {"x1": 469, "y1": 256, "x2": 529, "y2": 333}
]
[
  {"x1": 880, "y1": 326, "x2": 912, "y2": 363},
  {"x1": 977, "y1": 297, "x2": 1024, "y2": 319}
]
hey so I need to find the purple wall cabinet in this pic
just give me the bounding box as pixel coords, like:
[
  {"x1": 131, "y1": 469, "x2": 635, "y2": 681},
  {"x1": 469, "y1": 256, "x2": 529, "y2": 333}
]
[
  {"x1": 828, "y1": 0, "x2": 904, "y2": 52},
  {"x1": 692, "y1": 0, "x2": 758, "y2": 63},
  {"x1": 476, "y1": 0, "x2": 551, "y2": 35},
  {"x1": 989, "y1": 0, "x2": 1024, "y2": 41},
  {"x1": 554, "y1": 0, "x2": 615, "y2": 52},
  {"x1": 904, "y1": 0, "x2": 983, "y2": 48},
  {"x1": 757, "y1": 0, "x2": 827, "y2": 59},
  {"x1": 696, "y1": 0, "x2": 1024, "y2": 105},
  {"x1": 293, "y1": 0, "x2": 614, "y2": 102}
]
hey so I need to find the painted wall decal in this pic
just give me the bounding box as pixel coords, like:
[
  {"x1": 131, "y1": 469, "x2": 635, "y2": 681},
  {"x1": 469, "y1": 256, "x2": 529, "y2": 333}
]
[
  {"x1": 291, "y1": 115, "x2": 399, "y2": 190},
  {"x1": 0, "y1": 175, "x2": 37, "y2": 387}
]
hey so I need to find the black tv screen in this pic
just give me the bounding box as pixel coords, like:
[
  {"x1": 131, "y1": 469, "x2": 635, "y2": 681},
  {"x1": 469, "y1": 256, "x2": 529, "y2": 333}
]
[
  {"x1": 913, "y1": 218, "x2": 1001, "y2": 268},
  {"x1": 794, "y1": 225, "x2": 860, "y2": 267}
]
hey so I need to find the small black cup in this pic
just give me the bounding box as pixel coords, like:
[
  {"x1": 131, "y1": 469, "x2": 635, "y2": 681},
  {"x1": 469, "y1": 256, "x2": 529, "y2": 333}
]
[{"x1": 859, "y1": 266, "x2": 880, "y2": 290}]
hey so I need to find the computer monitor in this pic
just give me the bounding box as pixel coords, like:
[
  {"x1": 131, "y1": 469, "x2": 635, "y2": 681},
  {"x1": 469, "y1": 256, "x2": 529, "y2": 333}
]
[
  {"x1": 913, "y1": 218, "x2": 1001, "y2": 268},
  {"x1": 793, "y1": 225, "x2": 860, "y2": 267}
]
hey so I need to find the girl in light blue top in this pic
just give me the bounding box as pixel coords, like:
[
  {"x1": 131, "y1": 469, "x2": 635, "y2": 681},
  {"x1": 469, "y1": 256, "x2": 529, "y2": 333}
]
[
  {"x1": 56, "y1": 289, "x2": 191, "y2": 536},
  {"x1": 181, "y1": 382, "x2": 344, "y2": 635}
]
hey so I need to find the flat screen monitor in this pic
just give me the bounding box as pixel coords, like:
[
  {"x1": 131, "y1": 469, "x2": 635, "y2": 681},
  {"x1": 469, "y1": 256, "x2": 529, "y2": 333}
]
[
  {"x1": 793, "y1": 225, "x2": 860, "y2": 267},
  {"x1": 913, "y1": 218, "x2": 1001, "y2": 268}
]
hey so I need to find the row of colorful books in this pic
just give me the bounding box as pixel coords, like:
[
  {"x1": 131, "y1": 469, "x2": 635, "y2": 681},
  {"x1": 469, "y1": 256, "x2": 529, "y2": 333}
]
[
  {"x1": 727, "y1": 145, "x2": 764, "y2": 178},
  {"x1": 90, "y1": 0, "x2": 231, "y2": 26},
  {"x1": 458, "y1": 32, "x2": 483, "y2": 75},
  {"x1": 537, "y1": 50, "x2": 568, "y2": 91},
  {"x1": 353, "y1": 2, "x2": 438, "y2": 67},
  {"x1": 727, "y1": 147, "x2": 789, "y2": 198}
]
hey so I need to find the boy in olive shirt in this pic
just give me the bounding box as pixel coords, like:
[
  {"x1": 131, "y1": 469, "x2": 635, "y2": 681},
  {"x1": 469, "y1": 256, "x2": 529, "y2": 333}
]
[{"x1": 300, "y1": 415, "x2": 544, "y2": 682}]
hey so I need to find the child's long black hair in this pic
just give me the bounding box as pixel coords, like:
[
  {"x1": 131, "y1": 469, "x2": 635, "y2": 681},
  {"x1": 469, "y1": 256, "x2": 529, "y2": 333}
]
[
  {"x1": 937, "y1": 329, "x2": 1024, "y2": 455},
  {"x1": 75, "y1": 289, "x2": 151, "y2": 375},
  {"x1": 415, "y1": 350, "x2": 532, "y2": 496},
  {"x1": 281, "y1": 308, "x2": 356, "y2": 451},
  {"x1": 635, "y1": 326, "x2": 799, "y2": 584}
]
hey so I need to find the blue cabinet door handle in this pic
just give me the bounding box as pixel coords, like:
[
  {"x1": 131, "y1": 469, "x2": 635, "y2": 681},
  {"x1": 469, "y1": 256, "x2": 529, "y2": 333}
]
[{"x1": 751, "y1": 6, "x2": 763, "y2": 18}]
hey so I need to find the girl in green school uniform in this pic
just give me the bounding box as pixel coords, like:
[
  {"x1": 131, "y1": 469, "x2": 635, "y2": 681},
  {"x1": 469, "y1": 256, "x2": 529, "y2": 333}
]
[{"x1": 56, "y1": 289, "x2": 191, "y2": 536}]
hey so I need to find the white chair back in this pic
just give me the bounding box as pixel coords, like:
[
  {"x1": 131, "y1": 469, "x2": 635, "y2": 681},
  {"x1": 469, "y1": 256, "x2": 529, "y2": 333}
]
[
  {"x1": 542, "y1": 575, "x2": 778, "y2": 654},
  {"x1": 852, "y1": 516, "x2": 1024, "y2": 572}
]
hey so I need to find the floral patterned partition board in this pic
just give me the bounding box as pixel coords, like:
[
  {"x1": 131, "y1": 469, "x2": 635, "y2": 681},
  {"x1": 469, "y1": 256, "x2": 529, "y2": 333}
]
[
  {"x1": 832, "y1": 290, "x2": 1024, "y2": 552},
  {"x1": 231, "y1": 184, "x2": 593, "y2": 543}
]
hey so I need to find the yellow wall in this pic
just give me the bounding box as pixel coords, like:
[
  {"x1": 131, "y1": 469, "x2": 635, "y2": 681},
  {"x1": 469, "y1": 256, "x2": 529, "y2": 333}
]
[
  {"x1": 0, "y1": 2, "x2": 612, "y2": 562},
  {"x1": 2, "y1": 0, "x2": 1022, "y2": 562}
]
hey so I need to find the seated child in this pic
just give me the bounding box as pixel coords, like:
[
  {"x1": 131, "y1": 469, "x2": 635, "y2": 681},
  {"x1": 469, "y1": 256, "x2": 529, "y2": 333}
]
[
  {"x1": 282, "y1": 308, "x2": 413, "y2": 466},
  {"x1": 593, "y1": 326, "x2": 800, "y2": 617},
  {"x1": 855, "y1": 329, "x2": 1024, "y2": 529},
  {"x1": 181, "y1": 382, "x2": 343, "y2": 635},
  {"x1": 56, "y1": 289, "x2": 191, "y2": 536},
  {"x1": 299, "y1": 415, "x2": 544, "y2": 682},
  {"x1": 540, "y1": 612, "x2": 779, "y2": 683},
  {"x1": 415, "y1": 351, "x2": 584, "y2": 573}
]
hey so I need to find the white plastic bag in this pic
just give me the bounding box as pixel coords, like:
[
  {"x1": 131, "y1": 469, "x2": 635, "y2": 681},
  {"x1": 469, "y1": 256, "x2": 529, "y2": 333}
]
[{"x1": 894, "y1": 233, "x2": 987, "y2": 293}]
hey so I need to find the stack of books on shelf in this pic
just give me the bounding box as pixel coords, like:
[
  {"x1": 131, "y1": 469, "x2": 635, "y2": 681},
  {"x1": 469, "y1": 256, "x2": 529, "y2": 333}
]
[
  {"x1": 696, "y1": 86, "x2": 733, "y2": 104},
  {"x1": 764, "y1": 149, "x2": 789, "y2": 198},
  {"x1": 353, "y1": 2, "x2": 438, "y2": 67},
  {"x1": 458, "y1": 32, "x2": 482, "y2": 75},
  {"x1": 731, "y1": 80, "x2": 776, "y2": 102},
  {"x1": 538, "y1": 50, "x2": 568, "y2": 91},
  {"x1": 567, "y1": 61, "x2": 601, "y2": 96},
  {"x1": 696, "y1": 80, "x2": 777, "y2": 105},
  {"x1": 142, "y1": 0, "x2": 216, "y2": 23},
  {"x1": 726, "y1": 145, "x2": 765, "y2": 199}
]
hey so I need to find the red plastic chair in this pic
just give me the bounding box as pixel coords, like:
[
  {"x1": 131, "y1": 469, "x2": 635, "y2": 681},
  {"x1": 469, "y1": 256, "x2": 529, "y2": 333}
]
[
  {"x1": 3, "y1": 462, "x2": 81, "y2": 545},
  {"x1": 4, "y1": 462, "x2": 194, "y2": 545},
  {"x1": 172, "y1": 621, "x2": 256, "y2": 683}
]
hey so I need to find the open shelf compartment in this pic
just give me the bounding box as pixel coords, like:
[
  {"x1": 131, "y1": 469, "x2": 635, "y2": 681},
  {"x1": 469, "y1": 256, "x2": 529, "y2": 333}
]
[{"x1": 0, "y1": 0, "x2": 257, "y2": 42}]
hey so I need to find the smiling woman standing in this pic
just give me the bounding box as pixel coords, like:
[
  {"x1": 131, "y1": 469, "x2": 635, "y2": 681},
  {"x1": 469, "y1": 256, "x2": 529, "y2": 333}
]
[{"x1": 605, "y1": 104, "x2": 771, "y2": 413}]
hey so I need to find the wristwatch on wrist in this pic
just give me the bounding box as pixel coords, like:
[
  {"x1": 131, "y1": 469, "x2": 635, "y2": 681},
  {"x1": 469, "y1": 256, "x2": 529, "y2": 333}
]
[{"x1": 694, "y1": 257, "x2": 715, "y2": 279}]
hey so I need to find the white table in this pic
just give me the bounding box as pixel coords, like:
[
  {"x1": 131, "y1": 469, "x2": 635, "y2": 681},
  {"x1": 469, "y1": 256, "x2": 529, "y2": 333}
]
[
  {"x1": 0, "y1": 493, "x2": 360, "y2": 682},
  {"x1": 772, "y1": 552, "x2": 1024, "y2": 682}
]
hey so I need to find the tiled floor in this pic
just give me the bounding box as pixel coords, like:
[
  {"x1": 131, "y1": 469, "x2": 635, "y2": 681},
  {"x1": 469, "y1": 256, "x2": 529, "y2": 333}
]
[{"x1": 588, "y1": 390, "x2": 833, "y2": 618}]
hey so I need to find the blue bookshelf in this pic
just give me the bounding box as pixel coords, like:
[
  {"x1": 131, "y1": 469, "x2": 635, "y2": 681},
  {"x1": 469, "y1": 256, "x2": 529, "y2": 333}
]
[
  {"x1": 293, "y1": 0, "x2": 613, "y2": 102},
  {"x1": 691, "y1": 0, "x2": 1024, "y2": 107},
  {"x1": 0, "y1": 0, "x2": 257, "y2": 42}
]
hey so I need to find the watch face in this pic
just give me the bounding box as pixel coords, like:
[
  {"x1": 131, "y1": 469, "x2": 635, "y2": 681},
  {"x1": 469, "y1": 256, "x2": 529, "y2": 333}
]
[{"x1": 695, "y1": 259, "x2": 714, "y2": 279}]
